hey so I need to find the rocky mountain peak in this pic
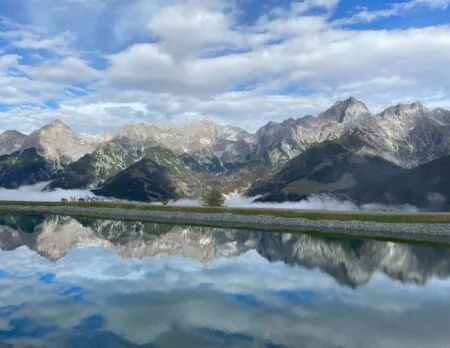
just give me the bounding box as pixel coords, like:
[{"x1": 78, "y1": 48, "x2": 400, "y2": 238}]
[
  {"x1": 410, "y1": 101, "x2": 426, "y2": 109},
  {"x1": 112, "y1": 119, "x2": 257, "y2": 169},
  {"x1": 20, "y1": 120, "x2": 100, "y2": 166},
  {"x1": 0, "y1": 130, "x2": 27, "y2": 156},
  {"x1": 1, "y1": 130, "x2": 25, "y2": 137},
  {"x1": 114, "y1": 123, "x2": 160, "y2": 147},
  {"x1": 197, "y1": 116, "x2": 216, "y2": 126},
  {"x1": 35, "y1": 119, "x2": 75, "y2": 136},
  {"x1": 379, "y1": 102, "x2": 428, "y2": 118},
  {"x1": 47, "y1": 118, "x2": 71, "y2": 128},
  {"x1": 431, "y1": 107, "x2": 450, "y2": 125},
  {"x1": 318, "y1": 97, "x2": 370, "y2": 123}
]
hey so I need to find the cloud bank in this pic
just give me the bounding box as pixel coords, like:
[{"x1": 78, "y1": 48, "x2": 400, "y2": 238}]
[
  {"x1": 0, "y1": 183, "x2": 419, "y2": 212},
  {"x1": 0, "y1": 182, "x2": 105, "y2": 202},
  {"x1": 171, "y1": 192, "x2": 419, "y2": 212}
]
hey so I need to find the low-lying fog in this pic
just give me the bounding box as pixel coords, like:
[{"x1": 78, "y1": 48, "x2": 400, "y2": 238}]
[{"x1": 0, "y1": 182, "x2": 419, "y2": 212}]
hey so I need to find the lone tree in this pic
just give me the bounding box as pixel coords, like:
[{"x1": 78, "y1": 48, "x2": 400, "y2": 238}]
[{"x1": 201, "y1": 188, "x2": 225, "y2": 207}]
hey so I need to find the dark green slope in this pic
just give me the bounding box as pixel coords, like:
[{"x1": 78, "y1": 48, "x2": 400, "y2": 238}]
[
  {"x1": 342, "y1": 155, "x2": 450, "y2": 210},
  {"x1": 247, "y1": 134, "x2": 405, "y2": 202},
  {"x1": 46, "y1": 153, "x2": 97, "y2": 190},
  {"x1": 92, "y1": 158, "x2": 181, "y2": 202},
  {"x1": 45, "y1": 141, "x2": 141, "y2": 190},
  {"x1": 0, "y1": 148, "x2": 55, "y2": 189},
  {"x1": 46, "y1": 143, "x2": 199, "y2": 191}
]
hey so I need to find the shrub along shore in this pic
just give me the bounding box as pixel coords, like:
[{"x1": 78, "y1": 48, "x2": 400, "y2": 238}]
[{"x1": 1, "y1": 201, "x2": 450, "y2": 244}]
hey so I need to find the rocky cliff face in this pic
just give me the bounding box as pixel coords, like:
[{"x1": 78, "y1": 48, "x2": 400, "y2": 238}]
[
  {"x1": 115, "y1": 117, "x2": 258, "y2": 172},
  {"x1": 255, "y1": 98, "x2": 387, "y2": 166},
  {"x1": 378, "y1": 102, "x2": 450, "y2": 168},
  {"x1": 2, "y1": 214, "x2": 450, "y2": 288},
  {"x1": 20, "y1": 119, "x2": 101, "y2": 167},
  {"x1": 0, "y1": 130, "x2": 27, "y2": 156},
  {"x1": 255, "y1": 98, "x2": 450, "y2": 168}
]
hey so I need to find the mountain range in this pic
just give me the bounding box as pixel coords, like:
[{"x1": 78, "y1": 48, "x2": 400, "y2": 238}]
[{"x1": 1, "y1": 97, "x2": 450, "y2": 209}]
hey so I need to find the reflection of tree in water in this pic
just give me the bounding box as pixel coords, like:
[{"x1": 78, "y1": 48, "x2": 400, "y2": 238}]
[{"x1": 2, "y1": 213, "x2": 450, "y2": 288}]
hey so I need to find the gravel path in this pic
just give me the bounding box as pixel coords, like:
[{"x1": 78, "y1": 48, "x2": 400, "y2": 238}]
[{"x1": 2, "y1": 204, "x2": 450, "y2": 244}]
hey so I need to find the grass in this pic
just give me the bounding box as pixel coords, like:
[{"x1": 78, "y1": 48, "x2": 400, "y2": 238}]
[{"x1": 1, "y1": 200, "x2": 450, "y2": 223}]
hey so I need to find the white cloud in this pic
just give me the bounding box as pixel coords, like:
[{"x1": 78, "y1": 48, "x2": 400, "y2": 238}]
[
  {"x1": 146, "y1": 1, "x2": 241, "y2": 59},
  {"x1": 0, "y1": 0, "x2": 450, "y2": 133},
  {"x1": 0, "y1": 182, "x2": 106, "y2": 201},
  {"x1": 0, "y1": 54, "x2": 20, "y2": 70},
  {"x1": 293, "y1": 0, "x2": 340, "y2": 13},
  {"x1": 160, "y1": 192, "x2": 419, "y2": 212},
  {"x1": 0, "y1": 15, "x2": 101, "y2": 122},
  {"x1": 0, "y1": 16, "x2": 77, "y2": 56},
  {"x1": 23, "y1": 56, "x2": 101, "y2": 83}
]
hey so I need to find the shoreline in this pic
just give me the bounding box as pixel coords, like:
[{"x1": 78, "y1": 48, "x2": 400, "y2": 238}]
[{"x1": 1, "y1": 203, "x2": 450, "y2": 244}]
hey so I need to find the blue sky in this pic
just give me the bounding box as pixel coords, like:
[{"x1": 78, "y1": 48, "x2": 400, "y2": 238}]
[{"x1": 0, "y1": 0, "x2": 449, "y2": 133}]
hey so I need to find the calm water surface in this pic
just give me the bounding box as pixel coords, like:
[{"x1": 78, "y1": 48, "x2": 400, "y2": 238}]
[{"x1": 1, "y1": 213, "x2": 450, "y2": 347}]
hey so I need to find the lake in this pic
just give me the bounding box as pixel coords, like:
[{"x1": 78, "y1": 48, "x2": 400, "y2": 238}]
[{"x1": 1, "y1": 213, "x2": 450, "y2": 347}]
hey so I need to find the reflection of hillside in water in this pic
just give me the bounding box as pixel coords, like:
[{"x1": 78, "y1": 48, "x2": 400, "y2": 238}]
[{"x1": 1, "y1": 213, "x2": 450, "y2": 288}]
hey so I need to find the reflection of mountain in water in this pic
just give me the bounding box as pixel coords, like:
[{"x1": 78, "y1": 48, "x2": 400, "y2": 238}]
[{"x1": 1, "y1": 213, "x2": 450, "y2": 288}]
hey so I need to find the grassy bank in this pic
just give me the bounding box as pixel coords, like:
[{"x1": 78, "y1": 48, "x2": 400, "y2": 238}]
[{"x1": 1, "y1": 200, "x2": 450, "y2": 224}]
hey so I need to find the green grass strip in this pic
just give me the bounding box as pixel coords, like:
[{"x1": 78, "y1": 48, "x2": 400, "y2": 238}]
[{"x1": 1, "y1": 200, "x2": 450, "y2": 223}]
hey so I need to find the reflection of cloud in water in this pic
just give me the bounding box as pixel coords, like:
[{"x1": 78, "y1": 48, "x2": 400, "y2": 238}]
[{"x1": 0, "y1": 246, "x2": 450, "y2": 347}]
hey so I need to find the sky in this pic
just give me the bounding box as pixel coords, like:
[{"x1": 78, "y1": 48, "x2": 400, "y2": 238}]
[{"x1": 0, "y1": 0, "x2": 449, "y2": 134}]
